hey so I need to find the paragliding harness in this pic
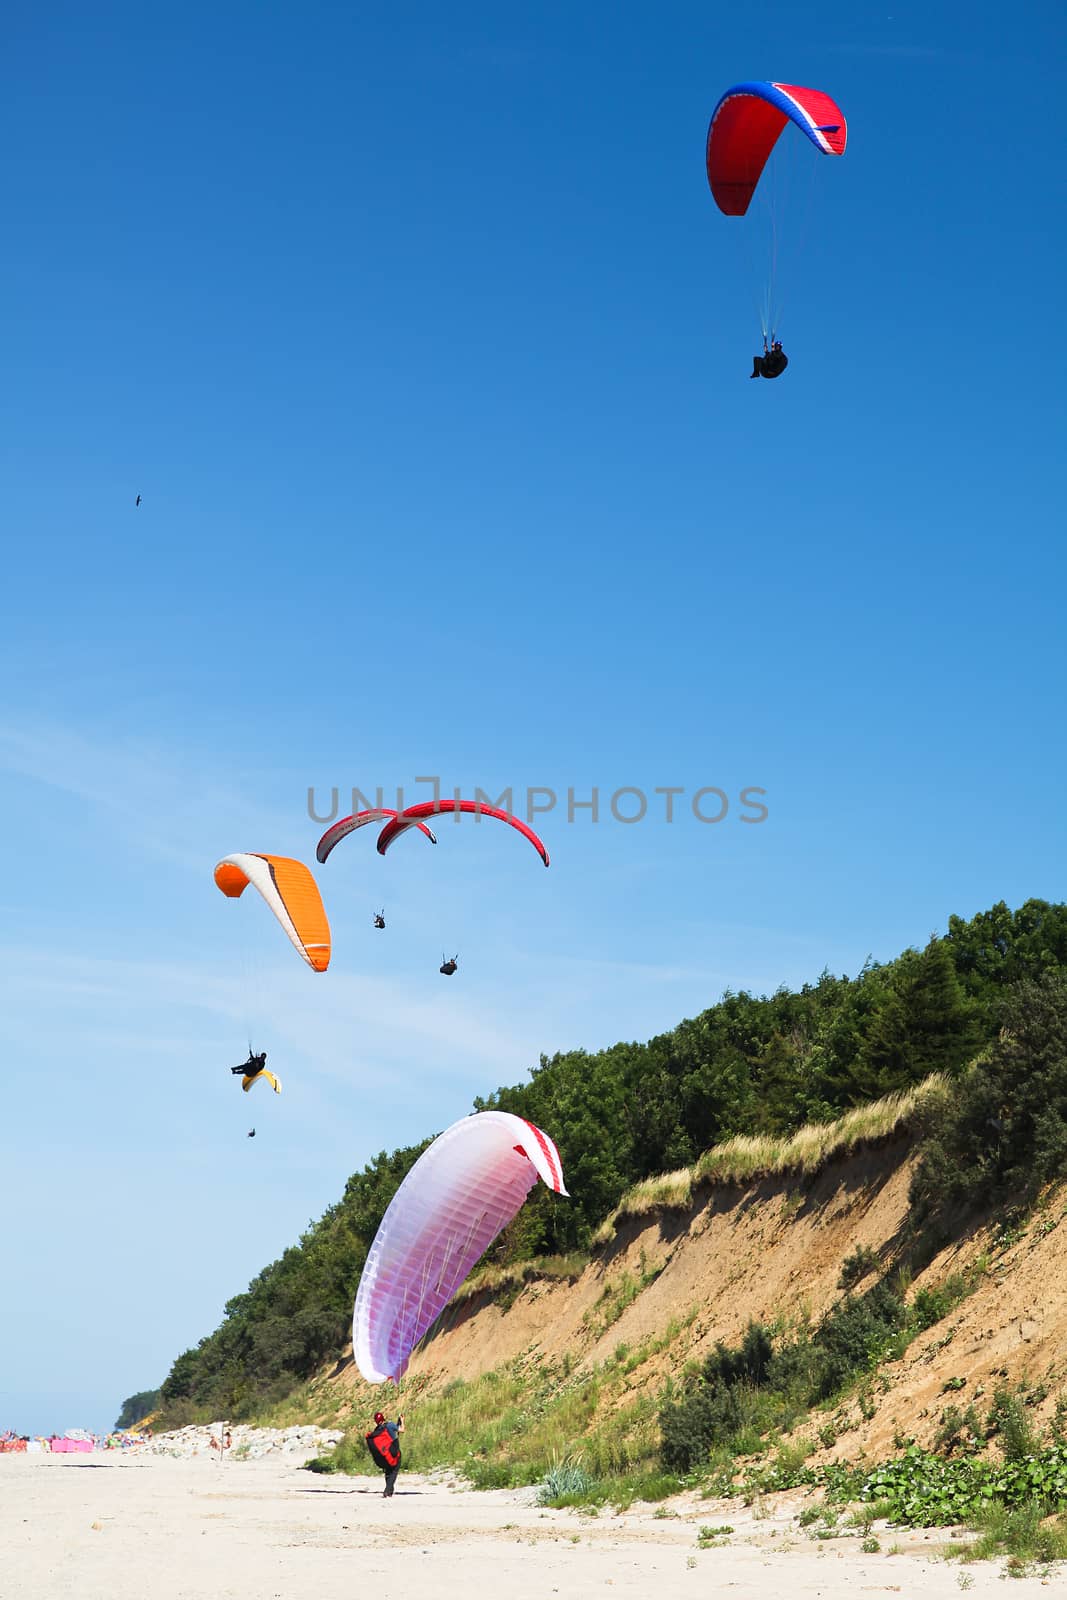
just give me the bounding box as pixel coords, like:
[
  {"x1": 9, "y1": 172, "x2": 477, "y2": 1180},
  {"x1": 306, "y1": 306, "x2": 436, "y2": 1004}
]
[
  {"x1": 366, "y1": 1422, "x2": 400, "y2": 1470},
  {"x1": 751, "y1": 338, "x2": 788, "y2": 380},
  {"x1": 232, "y1": 1050, "x2": 267, "y2": 1076}
]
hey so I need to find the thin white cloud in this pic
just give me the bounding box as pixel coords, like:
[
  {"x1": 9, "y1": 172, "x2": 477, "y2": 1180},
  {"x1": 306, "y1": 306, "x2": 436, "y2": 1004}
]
[
  {"x1": 0, "y1": 717, "x2": 302, "y2": 874},
  {"x1": 0, "y1": 942, "x2": 537, "y2": 1088}
]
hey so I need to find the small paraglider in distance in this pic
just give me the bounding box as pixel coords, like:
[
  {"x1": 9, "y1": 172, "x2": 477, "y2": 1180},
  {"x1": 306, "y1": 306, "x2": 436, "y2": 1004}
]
[
  {"x1": 135, "y1": 494, "x2": 142, "y2": 507},
  {"x1": 750, "y1": 338, "x2": 788, "y2": 380},
  {"x1": 373, "y1": 909, "x2": 386, "y2": 929},
  {"x1": 440, "y1": 954, "x2": 458, "y2": 976}
]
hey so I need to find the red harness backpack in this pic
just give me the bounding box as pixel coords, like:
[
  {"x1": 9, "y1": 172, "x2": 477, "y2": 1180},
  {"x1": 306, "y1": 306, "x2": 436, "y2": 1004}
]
[{"x1": 366, "y1": 1423, "x2": 399, "y2": 1469}]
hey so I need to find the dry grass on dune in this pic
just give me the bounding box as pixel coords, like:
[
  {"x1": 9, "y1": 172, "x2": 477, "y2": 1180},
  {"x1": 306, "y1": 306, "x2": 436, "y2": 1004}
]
[
  {"x1": 593, "y1": 1075, "x2": 948, "y2": 1245},
  {"x1": 451, "y1": 1251, "x2": 589, "y2": 1306}
]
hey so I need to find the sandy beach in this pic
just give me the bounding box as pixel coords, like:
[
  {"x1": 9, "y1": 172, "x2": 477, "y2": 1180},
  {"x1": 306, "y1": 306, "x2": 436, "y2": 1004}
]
[{"x1": 3, "y1": 1449, "x2": 1061, "y2": 1599}]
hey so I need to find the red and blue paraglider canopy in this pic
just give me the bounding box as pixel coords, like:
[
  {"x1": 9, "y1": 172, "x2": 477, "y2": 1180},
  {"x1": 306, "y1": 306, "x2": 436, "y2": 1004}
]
[{"x1": 706, "y1": 81, "x2": 847, "y2": 217}]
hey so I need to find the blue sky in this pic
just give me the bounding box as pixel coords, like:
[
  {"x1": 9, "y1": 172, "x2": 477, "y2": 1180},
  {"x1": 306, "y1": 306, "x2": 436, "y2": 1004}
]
[{"x1": 2, "y1": 1, "x2": 1064, "y2": 1435}]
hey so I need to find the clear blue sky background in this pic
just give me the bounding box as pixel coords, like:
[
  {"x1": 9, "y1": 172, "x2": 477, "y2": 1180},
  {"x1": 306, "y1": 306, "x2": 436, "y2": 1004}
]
[{"x1": 2, "y1": 1, "x2": 1064, "y2": 1435}]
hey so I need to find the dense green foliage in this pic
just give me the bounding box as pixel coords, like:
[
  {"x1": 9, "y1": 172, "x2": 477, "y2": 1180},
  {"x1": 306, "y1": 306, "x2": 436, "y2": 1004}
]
[
  {"x1": 664, "y1": 1361, "x2": 1067, "y2": 1536},
  {"x1": 155, "y1": 899, "x2": 1067, "y2": 1425},
  {"x1": 910, "y1": 970, "x2": 1067, "y2": 1219},
  {"x1": 859, "y1": 1443, "x2": 1067, "y2": 1527},
  {"x1": 688, "y1": 1439, "x2": 1067, "y2": 1538},
  {"x1": 482, "y1": 899, "x2": 1067, "y2": 1256},
  {"x1": 659, "y1": 1263, "x2": 999, "y2": 1477},
  {"x1": 659, "y1": 1283, "x2": 919, "y2": 1473},
  {"x1": 114, "y1": 1390, "x2": 161, "y2": 1429}
]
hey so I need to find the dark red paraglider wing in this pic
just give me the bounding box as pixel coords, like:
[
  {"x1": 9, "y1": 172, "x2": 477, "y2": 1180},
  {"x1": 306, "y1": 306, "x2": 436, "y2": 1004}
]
[
  {"x1": 375, "y1": 800, "x2": 550, "y2": 867},
  {"x1": 317, "y1": 808, "x2": 437, "y2": 865},
  {"x1": 706, "y1": 81, "x2": 847, "y2": 216}
]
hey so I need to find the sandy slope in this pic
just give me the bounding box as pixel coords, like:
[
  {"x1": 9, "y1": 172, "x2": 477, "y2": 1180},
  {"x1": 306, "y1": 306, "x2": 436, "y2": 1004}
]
[
  {"x1": 323, "y1": 1134, "x2": 1067, "y2": 1462},
  {"x1": 2, "y1": 1451, "x2": 1059, "y2": 1599}
]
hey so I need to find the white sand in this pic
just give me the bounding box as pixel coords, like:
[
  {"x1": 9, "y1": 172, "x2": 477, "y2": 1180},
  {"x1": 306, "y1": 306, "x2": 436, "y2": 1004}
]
[{"x1": 2, "y1": 1451, "x2": 1060, "y2": 1598}]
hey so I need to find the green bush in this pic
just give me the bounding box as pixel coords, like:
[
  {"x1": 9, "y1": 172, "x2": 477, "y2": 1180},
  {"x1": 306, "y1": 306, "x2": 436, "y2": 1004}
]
[
  {"x1": 910, "y1": 1275, "x2": 968, "y2": 1330},
  {"x1": 838, "y1": 1245, "x2": 880, "y2": 1291},
  {"x1": 468, "y1": 1459, "x2": 516, "y2": 1490},
  {"x1": 808, "y1": 1283, "x2": 908, "y2": 1400},
  {"x1": 537, "y1": 1457, "x2": 594, "y2": 1503},
  {"x1": 660, "y1": 1322, "x2": 778, "y2": 1472},
  {"x1": 934, "y1": 1404, "x2": 983, "y2": 1456},
  {"x1": 659, "y1": 1286, "x2": 914, "y2": 1473},
  {"x1": 987, "y1": 1384, "x2": 1041, "y2": 1461},
  {"x1": 959, "y1": 1503, "x2": 1067, "y2": 1565}
]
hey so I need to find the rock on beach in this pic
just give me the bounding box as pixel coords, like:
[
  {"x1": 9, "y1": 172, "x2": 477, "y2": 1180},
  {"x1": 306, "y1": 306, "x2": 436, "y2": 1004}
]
[{"x1": 138, "y1": 1422, "x2": 342, "y2": 1460}]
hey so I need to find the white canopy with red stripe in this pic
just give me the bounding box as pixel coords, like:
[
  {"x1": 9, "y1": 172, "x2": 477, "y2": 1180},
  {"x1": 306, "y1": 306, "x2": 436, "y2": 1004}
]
[{"x1": 352, "y1": 1111, "x2": 568, "y2": 1384}]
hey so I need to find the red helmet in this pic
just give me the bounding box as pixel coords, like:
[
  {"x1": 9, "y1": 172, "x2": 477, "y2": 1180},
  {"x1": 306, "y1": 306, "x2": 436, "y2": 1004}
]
[{"x1": 373, "y1": 1412, "x2": 385, "y2": 1425}]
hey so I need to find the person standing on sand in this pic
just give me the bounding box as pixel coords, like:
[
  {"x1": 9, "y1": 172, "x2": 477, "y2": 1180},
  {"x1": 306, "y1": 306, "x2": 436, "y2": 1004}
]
[{"x1": 365, "y1": 1409, "x2": 404, "y2": 1497}]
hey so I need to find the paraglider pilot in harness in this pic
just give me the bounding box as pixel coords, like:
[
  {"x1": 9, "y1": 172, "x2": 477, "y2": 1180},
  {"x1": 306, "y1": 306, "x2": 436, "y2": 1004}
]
[
  {"x1": 366, "y1": 1410, "x2": 404, "y2": 1496},
  {"x1": 751, "y1": 338, "x2": 788, "y2": 379},
  {"x1": 232, "y1": 1049, "x2": 267, "y2": 1079}
]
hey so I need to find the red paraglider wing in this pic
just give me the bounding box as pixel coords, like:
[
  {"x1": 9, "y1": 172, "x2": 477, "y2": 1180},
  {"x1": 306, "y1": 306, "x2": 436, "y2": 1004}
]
[
  {"x1": 706, "y1": 81, "x2": 847, "y2": 216},
  {"x1": 376, "y1": 800, "x2": 550, "y2": 867},
  {"x1": 316, "y1": 808, "x2": 437, "y2": 865}
]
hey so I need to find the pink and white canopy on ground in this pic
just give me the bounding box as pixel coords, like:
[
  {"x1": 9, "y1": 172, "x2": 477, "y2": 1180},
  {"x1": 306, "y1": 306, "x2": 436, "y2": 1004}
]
[{"x1": 352, "y1": 1111, "x2": 568, "y2": 1383}]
